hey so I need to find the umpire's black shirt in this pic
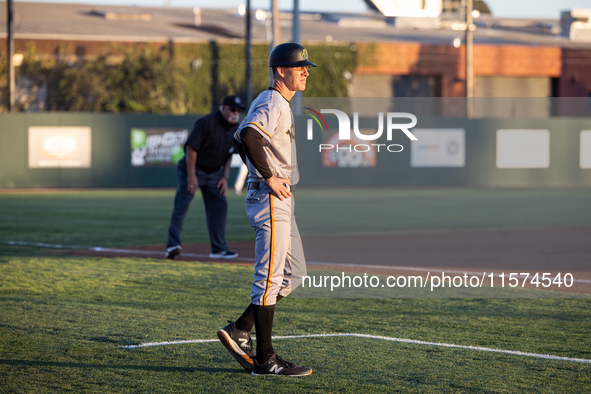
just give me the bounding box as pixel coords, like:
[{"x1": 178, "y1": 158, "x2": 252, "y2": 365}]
[{"x1": 182, "y1": 110, "x2": 238, "y2": 174}]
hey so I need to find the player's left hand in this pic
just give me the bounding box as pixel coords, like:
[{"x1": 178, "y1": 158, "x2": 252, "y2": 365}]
[{"x1": 217, "y1": 177, "x2": 228, "y2": 196}]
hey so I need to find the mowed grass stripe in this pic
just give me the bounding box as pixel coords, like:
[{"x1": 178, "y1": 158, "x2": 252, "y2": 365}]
[{"x1": 1, "y1": 188, "x2": 590, "y2": 247}]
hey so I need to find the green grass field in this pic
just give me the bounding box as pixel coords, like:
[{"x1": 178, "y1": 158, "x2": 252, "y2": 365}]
[
  {"x1": 1, "y1": 188, "x2": 591, "y2": 392},
  {"x1": 1, "y1": 188, "x2": 590, "y2": 247}
]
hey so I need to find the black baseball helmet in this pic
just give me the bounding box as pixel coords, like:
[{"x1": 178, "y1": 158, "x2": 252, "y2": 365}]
[{"x1": 269, "y1": 42, "x2": 317, "y2": 68}]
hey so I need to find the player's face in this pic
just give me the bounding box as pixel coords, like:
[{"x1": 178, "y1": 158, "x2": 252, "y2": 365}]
[
  {"x1": 220, "y1": 105, "x2": 241, "y2": 124},
  {"x1": 280, "y1": 66, "x2": 310, "y2": 92}
]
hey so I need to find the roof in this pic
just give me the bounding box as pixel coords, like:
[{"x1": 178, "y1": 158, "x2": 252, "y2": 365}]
[{"x1": 0, "y1": 1, "x2": 590, "y2": 48}]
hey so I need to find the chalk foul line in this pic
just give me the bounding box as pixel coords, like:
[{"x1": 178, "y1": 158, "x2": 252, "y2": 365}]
[
  {"x1": 121, "y1": 333, "x2": 591, "y2": 364},
  {"x1": 0, "y1": 241, "x2": 256, "y2": 262}
]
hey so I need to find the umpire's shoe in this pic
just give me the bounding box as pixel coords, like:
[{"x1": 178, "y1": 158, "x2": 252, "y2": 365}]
[
  {"x1": 217, "y1": 321, "x2": 254, "y2": 371},
  {"x1": 165, "y1": 245, "x2": 181, "y2": 259},
  {"x1": 252, "y1": 353, "x2": 312, "y2": 376}
]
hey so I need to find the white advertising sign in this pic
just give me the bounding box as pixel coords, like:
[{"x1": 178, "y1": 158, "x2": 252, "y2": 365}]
[
  {"x1": 28, "y1": 127, "x2": 92, "y2": 168},
  {"x1": 581, "y1": 131, "x2": 591, "y2": 169},
  {"x1": 410, "y1": 129, "x2": 465, "y2": 167},
  {"x1": 496, "y1": 129, "x2": 550, "y2": 168}
]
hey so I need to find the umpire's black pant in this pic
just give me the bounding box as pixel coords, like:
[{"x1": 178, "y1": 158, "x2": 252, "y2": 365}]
[{"x1": 167, "y1": 163, "x2": 229, "y2": 253}]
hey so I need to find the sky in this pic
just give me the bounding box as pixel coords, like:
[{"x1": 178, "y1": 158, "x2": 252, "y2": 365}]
[{"x1": 18, "y1": 0, "x2": 591, "y2": 20}]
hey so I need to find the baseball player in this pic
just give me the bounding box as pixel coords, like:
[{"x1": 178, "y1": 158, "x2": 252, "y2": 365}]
[{"x1": 217, "y1": 43, "x2": 315, "y2": 376}]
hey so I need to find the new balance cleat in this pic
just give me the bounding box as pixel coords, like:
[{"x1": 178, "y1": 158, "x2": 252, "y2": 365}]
[
  {"x1": 217, "y1": 321, "x2": 254, "y2": 371},
  {"x1": 251, "y1": 353, "x2": 312, "y2": 376}
]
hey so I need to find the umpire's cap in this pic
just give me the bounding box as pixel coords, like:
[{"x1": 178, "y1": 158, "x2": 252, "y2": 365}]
[
  {"x1": 222, "y1": 95, "x2": 245, "y2": 110},
  {"x1": 269, "y1": 42, "x2": 317, "y2": 68}
]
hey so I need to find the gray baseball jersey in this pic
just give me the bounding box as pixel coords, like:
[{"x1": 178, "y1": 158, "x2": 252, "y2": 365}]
[{"x1": 235, "y1": 89, "x2": 299, "y2": 185}]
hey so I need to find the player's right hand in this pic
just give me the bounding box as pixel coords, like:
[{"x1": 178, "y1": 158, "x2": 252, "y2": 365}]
[
  {"x1": 267, "y1": 176, "x2": 291, "y2": 201},
  {"x1": 187, "y1": 174, "x2": 198, "y2": 194}
]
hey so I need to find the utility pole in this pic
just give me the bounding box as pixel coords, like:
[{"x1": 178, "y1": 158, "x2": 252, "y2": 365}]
[
  {"x1": 267, "y1": 0, "x2": 281, "y2": 86},
  {"x1": 292, "y1": 0, "x2": 302, "y2": 115},
  {"x1": 245, "y1": 0, "x2": 252, "y2": 106},
  {"x1": 271, "y1": 0, "x2": 281, "y2": 47},
  {"x1": 293, "y1": 0, "x2": 300, "y2": 43},
  {"x1": 466, "y1": 0, "x2": 474, "y2": 99},
  {"x1": 7, "y1": 0, "x2": 15, "y2": 112}
]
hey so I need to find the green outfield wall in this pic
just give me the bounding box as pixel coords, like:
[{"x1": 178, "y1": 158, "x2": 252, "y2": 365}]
[{"x1": 1, "y1": 112, "x2": 590, "y2": 188}]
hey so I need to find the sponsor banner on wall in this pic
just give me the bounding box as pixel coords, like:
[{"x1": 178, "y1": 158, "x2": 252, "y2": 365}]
[
  {"x1": 581, "y1": 131, "x2": 591, "y2": 169},
  {"x1": 496, "y1": 129, "x2": 550, "y2": 168},
  {"x1": 410, "y1": 129, "x2": 465, "y2": 167},
  {"x1": 131, "y1": 128, "x2": 189, "y2": 167},
  {"x1": 322, "y1": 132, "x2": 377, "y2": 168},
  {"x1": 28, "y1": 126, "x2": 92, "y2": 168}
]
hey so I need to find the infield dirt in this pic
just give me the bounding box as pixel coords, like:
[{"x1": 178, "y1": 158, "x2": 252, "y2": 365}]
[{"x1": 60, "y1": 226, "x2": 591, "y2": 294}]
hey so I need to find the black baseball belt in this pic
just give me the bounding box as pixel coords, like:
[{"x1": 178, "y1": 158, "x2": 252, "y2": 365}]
[{"x1": 247, "y1": 182, "x2": 294, "y2": 192}]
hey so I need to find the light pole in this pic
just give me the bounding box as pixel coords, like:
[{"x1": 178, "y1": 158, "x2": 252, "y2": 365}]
[
  {"x1": 466, "y1": 0, "x2": 474, "y2": 99},
  {"x1": 293, "y1": 0, "x2": 300, "y2": 44},
  {"x1": 271, "y1": 0, "x2": 281, "y2": 47},
  {"x1": 245, "y1": 0, "x2": 252, "y2": 107},
  {"x1": 7, "y1": 0, "x2": 15, "y2": 112},
  {"x1": 292, "y1": 0, "x2": 302, "y2": 115}
]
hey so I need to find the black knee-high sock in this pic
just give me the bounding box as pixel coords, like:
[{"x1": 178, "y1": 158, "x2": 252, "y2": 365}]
[
  {"x1": 235, "y1": 303, "x2": 255, "y2": 332},
  {"x1": 235, "y1": 295, "x2": 284, "y2": 332},
  {"x1": 253, "y1": 304, "x2": 275, "y2": 364}
]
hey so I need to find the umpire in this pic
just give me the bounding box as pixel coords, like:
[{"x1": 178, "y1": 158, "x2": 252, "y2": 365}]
[{"x1": 166, "y1": 95, "x2": 245, "y2": 260}]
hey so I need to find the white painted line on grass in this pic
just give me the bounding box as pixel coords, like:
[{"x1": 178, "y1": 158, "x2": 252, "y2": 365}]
[
  {"x1": 1, "y1": 241, "x2": 255, "y2": 262},
  {"x1": 123, "y1": 338, "x2": 219, "y2": 348},
  {"x1": 121, "y1": 333, "x2": 591, "y2": 364},
  {"x1": 89, "y1": 247, "x2": 256, "y2": 262},
  {"x1": 1, "y1": 240, "x2": 80, "y2": 249}
]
